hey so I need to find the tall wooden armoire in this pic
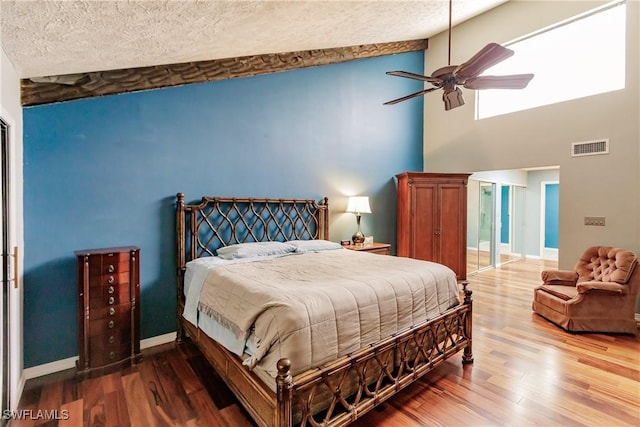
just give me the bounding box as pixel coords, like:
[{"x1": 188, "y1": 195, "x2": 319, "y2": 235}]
[{"x1": 396, "y1": 172, "x2": 471, "y2": 280}]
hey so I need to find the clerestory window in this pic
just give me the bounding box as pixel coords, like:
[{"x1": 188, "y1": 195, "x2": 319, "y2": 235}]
[{"x1": 476, "y1": 1, "x2": 626, "y2": 120}]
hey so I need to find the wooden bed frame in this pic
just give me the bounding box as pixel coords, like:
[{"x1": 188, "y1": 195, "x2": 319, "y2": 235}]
[{"x1": 175, "y1": 193, "x2": 473, "y2": 427}]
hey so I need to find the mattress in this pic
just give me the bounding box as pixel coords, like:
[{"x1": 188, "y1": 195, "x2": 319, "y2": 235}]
[{"x1": 184, "y1": 247, "x2": 460, "y2": 382}]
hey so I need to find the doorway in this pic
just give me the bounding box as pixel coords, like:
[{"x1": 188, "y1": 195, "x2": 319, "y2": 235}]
[
  {"x1": 467, "y1": 168, "x2": 559, "y2": 275},
  {"x1": 467, "y1": 180, "x2": 496, "y2": 274},
  {"x1": 541, "y1": 181, "x2": 559, "y2": 260},
  {"x1": 499, "y1": 184, "x2": 526, "y2": 264},
  {"x1": 478, "y1": 182, "x2": 495, "y2": 269}
]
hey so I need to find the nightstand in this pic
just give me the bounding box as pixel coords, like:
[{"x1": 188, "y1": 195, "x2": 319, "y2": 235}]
[{"x1": 343, "y1": 242, "x2": 391, "y2": 255}]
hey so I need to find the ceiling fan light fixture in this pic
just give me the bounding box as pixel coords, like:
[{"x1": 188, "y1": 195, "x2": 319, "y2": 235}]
[
  {"x1": 383, "y1": 0, "x2": 533, "y2": 110},
  {"x1": 443, "y1": 87, "x2": 464, "y2": 111}
]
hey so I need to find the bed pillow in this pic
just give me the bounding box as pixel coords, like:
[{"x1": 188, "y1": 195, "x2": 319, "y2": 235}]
[
  {"x1": 287, "y1": 239, "x2": 343, "y2": 253},
  {"x1": 216, "y1": 242, "x2": 296, "y2": 260}
]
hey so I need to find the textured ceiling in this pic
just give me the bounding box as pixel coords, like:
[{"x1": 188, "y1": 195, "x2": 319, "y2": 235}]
[{"x1": 1, "y1": 0, "x2": 507, "y2": 79}]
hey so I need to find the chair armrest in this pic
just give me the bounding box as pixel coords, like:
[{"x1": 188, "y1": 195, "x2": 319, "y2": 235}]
[
  {"x1": 541, "y1": 270, "x2": 578, "y2": 286},
  {"x1": 576, "y1": 281, "x2": 626, "y2": 294}
]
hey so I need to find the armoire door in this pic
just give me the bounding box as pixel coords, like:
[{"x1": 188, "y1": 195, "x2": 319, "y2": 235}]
[
  {"x1": 438, "y1": 182, "x2": 468, "y2": 280},
  {"x1": 410, "y1": 181, "x2": 437, "y2": 262}
]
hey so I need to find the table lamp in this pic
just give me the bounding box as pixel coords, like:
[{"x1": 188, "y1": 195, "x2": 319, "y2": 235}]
[{"x1": 346, "y1": 196, "x2": 371, "y2": 244}]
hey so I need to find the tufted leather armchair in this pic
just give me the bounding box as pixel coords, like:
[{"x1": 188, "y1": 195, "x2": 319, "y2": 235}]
[{"x1": 532, "y1": 246, "x2": 639, "y2": 335}]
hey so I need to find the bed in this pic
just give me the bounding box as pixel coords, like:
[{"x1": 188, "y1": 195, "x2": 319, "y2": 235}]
[{"x1": 175, "y1": 193, "x2": 473, "y2": 427}]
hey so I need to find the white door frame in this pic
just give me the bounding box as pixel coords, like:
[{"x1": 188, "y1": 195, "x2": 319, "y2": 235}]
[{"x1": 0, "y1": 107, "x2": 22, "y2": 414}]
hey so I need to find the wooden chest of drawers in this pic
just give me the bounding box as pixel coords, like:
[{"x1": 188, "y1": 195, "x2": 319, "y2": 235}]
[{"x1": 75, "y1": 246, "x2": 142, "y2": 376}]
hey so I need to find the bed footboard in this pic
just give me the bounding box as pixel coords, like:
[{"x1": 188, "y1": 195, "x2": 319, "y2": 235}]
[
  {"x1": 182, "y1": 283, "x2": 472, "y2": 427},
  {"x1": 277, "y1": 282, "x2": 473, "y2": 426}
]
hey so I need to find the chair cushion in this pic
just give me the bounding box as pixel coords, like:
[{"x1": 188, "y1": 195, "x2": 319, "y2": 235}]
[
  {"x1": 575, "y1": 246, "x2": 638, "y2": 284},
  {"x1": 537, "y1": 284, "x2": 578, "y2": 301}
]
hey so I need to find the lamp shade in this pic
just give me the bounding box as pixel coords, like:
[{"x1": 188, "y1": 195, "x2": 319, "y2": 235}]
[{"x1": 346, "y1": 196, "x2": 371, "y2": 214}]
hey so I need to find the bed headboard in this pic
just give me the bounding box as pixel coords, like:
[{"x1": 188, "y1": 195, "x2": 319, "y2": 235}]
[{"x1": 176, "y1": 193, "x2": 329, "y2": 271}]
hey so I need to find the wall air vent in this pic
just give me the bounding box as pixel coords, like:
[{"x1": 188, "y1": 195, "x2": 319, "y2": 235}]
[{"x1": 571, "y1": 139, "x2": 609, "y2": 157}]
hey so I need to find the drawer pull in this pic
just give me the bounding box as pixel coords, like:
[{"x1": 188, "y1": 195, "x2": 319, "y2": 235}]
[
  {"x1": 109, "y1": 307, "x2": 116, "y2": 316},
  {"x1": 107, "y1": 264, "x2": 115, "y2": 273},
  {"x1": 107, "y1": 276, "x2": 115, "y2": 284},
  {"x1": 109, "y1": 335, "x2": 115, "y2": 344},
  {"x1": 108, "y1": 296, "x2": 115, "y2": 305},
  {"x1": 108, "y1": 286, "x2": 114, "y2": 294},
  {"x1": 109, "y1": 351, "x2": 115, "y2": 360},
  {"x1": 108, "y1": 320, "x2": 115, "y2": 329}
]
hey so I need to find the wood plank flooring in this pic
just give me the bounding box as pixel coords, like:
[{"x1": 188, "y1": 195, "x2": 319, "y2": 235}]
[{"x1": 12, "y1": 259, "x2": 640, "y2": 426}]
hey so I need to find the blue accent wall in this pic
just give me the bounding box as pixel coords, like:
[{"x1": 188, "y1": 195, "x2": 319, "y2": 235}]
[{"x1": 22, "y1": 52, "x2": 425, "y2": 368}]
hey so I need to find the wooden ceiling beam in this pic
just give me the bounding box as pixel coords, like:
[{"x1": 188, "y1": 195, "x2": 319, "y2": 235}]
[{"x1": 21, "y1": 39, "x2": 428, "y2": 107}]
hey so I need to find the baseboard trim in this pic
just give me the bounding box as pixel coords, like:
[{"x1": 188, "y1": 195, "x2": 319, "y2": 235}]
[
  {"x1": 23, "y1": 356, "x2": 78, "y2": 381},
  {"x1": 23, "y1": 331, "x2": 177, "y2": 380},
  {"x1": 140, "y1": 331, "x2": 177, "y2": 350}
]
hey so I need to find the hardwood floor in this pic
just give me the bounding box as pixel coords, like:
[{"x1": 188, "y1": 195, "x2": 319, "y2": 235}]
[{"x1": 12, "y1": 259, "x2": 640, "y2": 426}]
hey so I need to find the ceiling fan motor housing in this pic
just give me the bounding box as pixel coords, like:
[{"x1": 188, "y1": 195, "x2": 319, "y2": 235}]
[{"x1": 443, "y1": 87, "x2": 465, "y2": 110}]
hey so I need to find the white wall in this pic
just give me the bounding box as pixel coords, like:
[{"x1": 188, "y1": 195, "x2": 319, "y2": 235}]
[
  {"x1": 0, "y1": 47, "x2": 25, "y2": 410},
  {"x1": 423, "y1": 0, "x2": 640, "y2": 269}
]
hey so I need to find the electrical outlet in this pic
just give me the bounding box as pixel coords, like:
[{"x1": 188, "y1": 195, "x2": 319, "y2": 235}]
[{"x1": 584, "y1": 216, "x2": 606, "y2": 226}]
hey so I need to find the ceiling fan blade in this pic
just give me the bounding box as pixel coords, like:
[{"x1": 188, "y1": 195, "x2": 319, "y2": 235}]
[
  {"x1": 454, "y1": 43, "x2": 514, "y2": 79},
  {"x1": 384, "y1": 87, "x2": 439, "y2": 105},
  {"x1": 464, "y1": 74, "x2": 534, "y2": 90},
  {"x1": 386, "y1": 71, "x2": 442, "y2": 85}
]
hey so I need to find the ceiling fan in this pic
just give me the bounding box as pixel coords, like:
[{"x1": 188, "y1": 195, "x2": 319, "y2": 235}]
[{"x1": 384, "y1": 0, "x2": 533, "y2": 110}]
